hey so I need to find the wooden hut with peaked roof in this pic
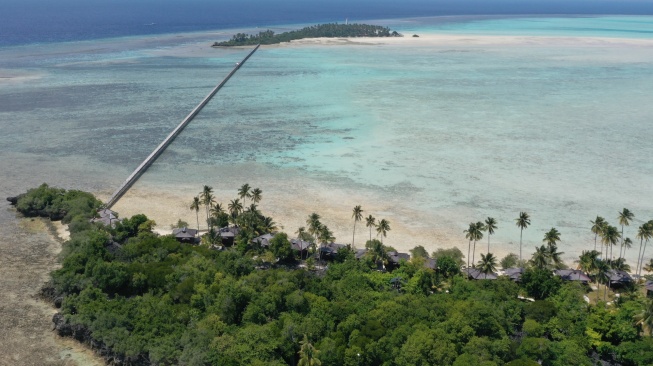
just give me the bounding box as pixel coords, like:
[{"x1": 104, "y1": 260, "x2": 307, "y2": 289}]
[
  {"x1": 253, "y1": 233, "x2": 275, "y2": 248},
  {"x1": 172, "y1": 227, "x2": 198, "y2": 243},
  {"x1": 386, "y1": 251, "x2": 410, "y2": 271},
  {"x1": 218, "y1": 226, "x2": 240, "y2": 246},
  {"x1": 354, "y1": 248, "x2": 368, "y2": 260},
  {"x1": 606, "y1": 269, "x2": 633, "y2": 288},
  {"x1": 290, "y1": 238, "x2": 310, "y2": 258},
  {"x1": 424, "y1": 258, "x2": 437, "y2": 270},
  {"x1": 319, "y1": 242, "x2": 348, "y2": 260},
  {"x1": 554, "y1": 269, "x2": 591, "y2": 284},
  {"x1": 464, "y1": 268, "x2": 498, "y2": 280},
  {"x1": 503, "y1": 267, "x2": 525, "y2": 282},
  {"x1": 91, "y1": 208, "x2": 118, "y2": 227}
]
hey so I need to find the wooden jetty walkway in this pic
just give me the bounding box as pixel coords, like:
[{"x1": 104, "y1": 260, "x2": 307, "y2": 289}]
[{"x1": 105, "y1": 44, "x2": 260, "y2": 209}]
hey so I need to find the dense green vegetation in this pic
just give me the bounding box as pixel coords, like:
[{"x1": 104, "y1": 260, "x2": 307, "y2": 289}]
[
  {"x1": 213, "y1": 23, "x2": 401, "y2": 47},
  {"x1": 12, "y1": 183, "x2": 102, "y2": 225},
  {"x1": 9, "y1": 185, "x2": 653, "y2": 365}
]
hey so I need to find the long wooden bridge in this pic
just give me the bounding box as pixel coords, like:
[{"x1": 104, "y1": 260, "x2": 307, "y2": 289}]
[{"x1": 105, "y1": 44, "x2": 260, "y2": 209}]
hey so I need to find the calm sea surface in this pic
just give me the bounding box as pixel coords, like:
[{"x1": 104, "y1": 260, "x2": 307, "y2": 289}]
[{"x1": 2, "y1": 3, "x2": 653, "y2": 265}]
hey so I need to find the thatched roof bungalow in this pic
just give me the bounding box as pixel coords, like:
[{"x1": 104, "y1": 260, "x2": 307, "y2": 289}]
[
  {"x1": 319, "y1": 242, "x2": 348, "y2": 260},
  {"x1": 172, "y1": 227, "x2": 198, "y2": 243},
  {"x1": 464, "y1": 268, "x2": 498, "y2": 280},
  {"x1": 606, "y1": 269, "x2": 633, "y2": 287},
  {"x1": 503, "y1": 267, "x2": 525, "y2": 282},
  {"x1": 253, "y1": 233, "x2": 275, "y2": 248},
  {"x1": 91, "y1": 208, "x2": 118, "y2": 227},
  {"x1": 554, "y1": 269, "x2": 591, "y2": 284}
]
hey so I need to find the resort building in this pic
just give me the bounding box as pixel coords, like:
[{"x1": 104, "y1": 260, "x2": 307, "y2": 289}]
[
  {"x1": 503, "y1": 267, "x2": 525, "y2": 282},
  {"x1": 464, "y1": 268, "x2": 498, "y2": 280},
  {"x1": 172, "y1": 227, "x2": 198, "y2": 243},
  {"x1": 218, "y1": 226, "x2": 240, "y2": 246},
  {"x1": 553, "y1": 269, "x2": 592, "y2": 284},
  {"x1": 319, "y1": 242, "x2": 348, "y2": 260},
  {"x1": 606, "y1": 270, "x2": 633, "y2": 288},
  {"x1": 90, "y1": 208, "x2": 118, "y2": 227},
  {"x1": 252, "y1": 233, "x2": 275, "y2": 247}
]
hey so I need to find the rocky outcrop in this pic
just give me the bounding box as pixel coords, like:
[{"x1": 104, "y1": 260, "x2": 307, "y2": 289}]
[{"x1": 52, "y1": 313, "x2": 151, "y2": 366}]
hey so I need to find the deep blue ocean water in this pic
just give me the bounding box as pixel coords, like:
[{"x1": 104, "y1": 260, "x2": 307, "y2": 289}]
[{"x1": 3, "y1": 0, "x2": 653, "y2": 46}]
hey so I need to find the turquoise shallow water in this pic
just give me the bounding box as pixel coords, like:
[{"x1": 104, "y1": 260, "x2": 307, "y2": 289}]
[
  {"x1": 392, "y1": 15, "x2": 653, "y2": 38},
  {"x1": 1, "y1": 16, "x2": 653, "y2": 265}
]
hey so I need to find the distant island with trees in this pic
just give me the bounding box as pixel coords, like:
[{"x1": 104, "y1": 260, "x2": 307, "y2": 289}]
[{"x1": 213, "y1": 23, "x2": 402, "y2": 47}]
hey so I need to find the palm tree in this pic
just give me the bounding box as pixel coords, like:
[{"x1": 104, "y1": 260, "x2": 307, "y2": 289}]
[
  {"x1": 352, "y1": 205, "x2": 363, "y2": 249},
  {"x1": 543, "y1": 227, "x2": 561, "y2": 248},
  {"x1": 365, "y1": 215, "x2": 376, "y2": 242},
  {"x1": 636, "y1": 224, "x2": 649, "y2": 277},
  {"x1": 530, "y1": 245, "x2": 549, "y2": 270},
  {"x1": 548, "y1": 243, "x2": 565, "y2": 269},
  {"x1": 210, "y1": 203, "x2": 224, "y2": 217},
  {"x1": 262, "y1": 216, "x2": 278, "y2": 233},
  {"x1": 622, "y1": 237, "x2": 633, "y2": 261},
  {"x1": 516, "y1": 212, "x2": 531, "y2": 262},
  {"x1": 576, "y1": 250, "x2": 600, "y2": 273},
  {"x1": 318, "y1": 225, "x2": 335, "y2": 246},
  {"x1": 251, "y1": 188, "x2": 262, "y2": 204},
  {"x1": 464, "y1": 222, "x2": 475, "y2": 269},
  {"x1": 247, "y1": 203, "x2": 260, "y2": 215},
  {"x1": 471, "y1": 221, "x2": 485, "y2": 267},
  {"x1": 307, "y1": 213, "x2": 322, "y2": 244},
  {"x1": 238, "y1": 183, "x2": 251, "y2": 205},
  {"x1": 367, "y1": 239, "x2": 388, "y2": 268},
  {"x1": 200, "y1": 186, "x2": 216, "y2": 229},
  {"x1": 298, "y1": 334, "x2": 322, "y2": 366},
  {"x1": 296, "y1": 226, "x2": 308, "y2": 259},
  {"x1": 635, "y1": 300, "x2": 653, "y2": 336},
  {"x1": 477, "y1": 253, "x2": 498, "y2": 275},
  {"x1": 376, "y1": 219, "x2": 391, "y2": 243},
  {"x1": 485, "y1": 217, "x2": 498, "y2": 254},
  {"x1": 617, "y1": 209, "x2": 634, "y2": 260},
  {"x1": 644, "y1": 258, "x2": 653, "y2": 273},
  {"x1": 595, "y1": 259, "x2": 611, "y2": 302},
  {"x1": 610, "y1": 257, "x2": 631, "y2": 272},
  {"x1": 542, "y1": 228, "x2": 562, "y2": 268},
  {"x1": 577, "y1": 250, "x2": 600, "y2": 294},
  {"x1": 638, "y1": 221, "x2": 653, "y2": 278},
  {"x1": 190, "y1": 196, "x2": 201, "y2": 233},
  {"x1": 601, "y1": 225, "x2": 621, "y2": 263},
  {"x1": 228, "y1": 198, "x2": 243, "y2": 218},
  {"x1": 591, "y1": 216, "x2": 606, "y2": 252}
]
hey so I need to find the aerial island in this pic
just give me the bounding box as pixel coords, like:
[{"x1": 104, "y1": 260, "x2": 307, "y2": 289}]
[
  {"x1": 212, "y1": 23, "x2": 402, "y2": 47},
  {"x1": 6, "y1": 184, "x2": 653, "y2": 366}
]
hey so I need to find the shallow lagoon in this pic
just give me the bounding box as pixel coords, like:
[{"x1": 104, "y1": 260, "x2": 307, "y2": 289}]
[{"x1": 1, "y1": 16, "x2": 653, "y2": 265}]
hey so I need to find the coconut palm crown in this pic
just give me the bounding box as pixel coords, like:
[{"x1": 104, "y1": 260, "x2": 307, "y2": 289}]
[
  {"x1": 352, "y1": 205, "x2": 363, "y2": 249},
  {"x1": 190, "y1": 196, "x2": 201, "y2": 232},
  {"x1": 516, "y1": 212, "x2": 531, "y2": 262},
  {"x1": 591, "y1": 216, "x2": 607, "y2": 252},
  {"x1": 376, "y1": 219, "x2": 391, "y2": 243},
  {"x1": 251, "y1": 188, "x2": 262, "y2": 204},
  {"x1": 478, "y1": 252, "x2": 498, "y2": 275},
  {"x1": 485, "y1": 217, "x2": 498, "y2": 254},
  {"x1": 365, "y1": 215, "x2": 376, "y2": 241},
  {"x1": 238, "y1": 183, "x2": 251, "y2": 204},
  {"x1": 617, "y1": 208, "x2": 634, "y2": 259}
]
